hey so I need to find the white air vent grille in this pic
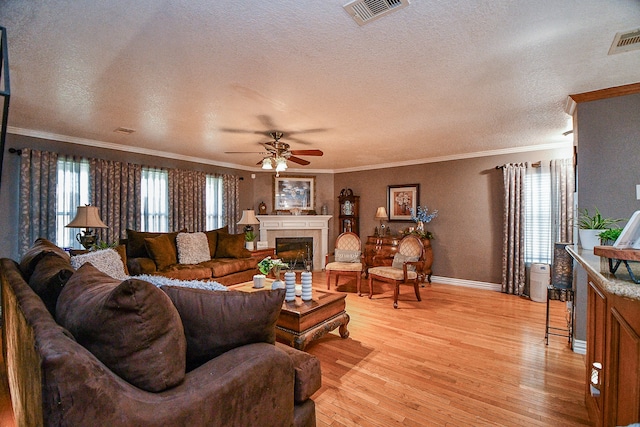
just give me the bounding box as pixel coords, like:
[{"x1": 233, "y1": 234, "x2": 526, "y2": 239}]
[
  {"x1": 609, "y1": 28, "x2": 640, "y2": 55},
  {"x1": 343, "y1": 0, "x2": 410, "y2": 26},
  {"x1": 114, "y1": 127, "x2": 135, "y2": 135}
]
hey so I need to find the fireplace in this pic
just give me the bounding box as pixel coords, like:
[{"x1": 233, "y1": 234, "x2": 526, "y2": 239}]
[{"x1": 276, "y1": 237, "x2": 313, "y2": 270}]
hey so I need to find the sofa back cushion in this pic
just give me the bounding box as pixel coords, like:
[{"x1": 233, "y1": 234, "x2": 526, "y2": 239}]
[
  {"x1": 125, "y1": 229, "x2": 181, "y2": 259},
  {"x1": 214, "y1": 232, "x2": 252, "y2": 259},
  {"x1": 19, "y1": 238, "x2": 70, "y2": 281},
  {"x1": 204, "y1": 225, "x2": 228, "y2": 258},
  {"x1": 144, "y1": 234, "x2": 179, "y2": 270},
  {"x1": 56, "y1": 263, "x2": 186, "y2": 392},
  {"x1": 161, "y1": 286, "x2": 285, "y2": 371},
  {"x1": 28, "y1": 252, "x2": 75, "y2": 318}
]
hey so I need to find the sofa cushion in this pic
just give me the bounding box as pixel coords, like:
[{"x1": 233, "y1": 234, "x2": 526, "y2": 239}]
[
  {"x1": 19, "y1": 238, "x2": 70, "y2": 281},
  {"x1": 155, "y1": 264, "x2": 213, "y2": 281},
  {"x1": 275, "y1": 342, "x2": 322, "y2": 403},
  {"x1": 56, "y1": 263, "x2": 186, "y2": 392},
  {"x1": 113, "y1": 244, "x2": 130, "y2": 276},
  {"x1": 200, "y1": 257, "x2": 258, "y2": 278},
  {"x1": 126, "y1": 229, "x2": 182, "y2": 259},
  {"x1": 70, "y1": 248, "x2": 129, "y2": 280},
  {"x1": 28, "y1": 252, "x2": 75, "y2": 318},
  {"x1": 214, "y1": 232, "x2": 252, "y2": 259},
  {"x1": 204, "y1": 225, "x2": 228, "y2": 258},
  {"x1": 145, "y1": 234, "x2": 179, "y2": 270},
  {"x1": 161, "y1": 286, "x2": 285, "y2": 371},
  {"x1": 176, "y1": 232, "x2": 211, "y2": 264}
]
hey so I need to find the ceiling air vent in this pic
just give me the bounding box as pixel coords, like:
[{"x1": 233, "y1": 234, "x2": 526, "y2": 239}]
[
  {"x1": 608, "y1": 28, "x2": 640, "y2": 55},
  {"x1": 343, "y1": 0, "x2": 410, "y2": 26},
  {"x1": 114, "y1": 127, "x2": 135, "y2": 135}
]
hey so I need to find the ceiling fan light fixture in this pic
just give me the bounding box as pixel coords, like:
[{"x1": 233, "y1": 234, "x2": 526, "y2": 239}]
[
  {"x1": 262, "y1": 157, "x2": 273, "y2": 169},
  {"x1": 275, "y1": 157, "x2": 288, "y2": 172}
]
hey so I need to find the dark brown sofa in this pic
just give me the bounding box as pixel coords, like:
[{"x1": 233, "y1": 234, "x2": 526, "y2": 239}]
[
  {"x1": 123, "y1": 227, "x2": 259, "y2": 286},
  {"x1": 1, "y1": 239, "x2": 321, "y2": 426}
]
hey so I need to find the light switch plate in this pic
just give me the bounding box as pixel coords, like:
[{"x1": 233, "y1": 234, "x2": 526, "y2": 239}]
[{"x1": 637, "y1": 184, "x2": 640, "y2": 200}]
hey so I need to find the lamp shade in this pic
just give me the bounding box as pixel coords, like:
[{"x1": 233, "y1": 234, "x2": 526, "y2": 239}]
[
  {"x1": 65, "y1": 206, "x2": 108, "y2": 229},
  {"x1": 374, "y1": 206, "x2": 388, "y2": 220},
  {"x1": 237, "y1": 209, "x2": 260, "y2": 225}
]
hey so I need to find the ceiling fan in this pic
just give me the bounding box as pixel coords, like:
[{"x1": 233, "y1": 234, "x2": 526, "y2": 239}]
[{"x1": 226, "y1": 131, "x2": 323, "y2": 175}]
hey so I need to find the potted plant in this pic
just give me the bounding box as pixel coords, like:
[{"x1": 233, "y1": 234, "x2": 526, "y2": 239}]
[
  {"x1": 578, "y1": 208, "x2": 624, "y2": 250},
  {"x1": 244, "y1": 230, "x2": 257, "y2": 250},
  {"x1": 257, "y1": 256, "x2": 288, "y2": 289},
  {"x1": 598, "y1": 228, "x2": 623, "y2": 246},
  {"x1": 407, "y1": 205, "x2": 438, "y2": 239}
]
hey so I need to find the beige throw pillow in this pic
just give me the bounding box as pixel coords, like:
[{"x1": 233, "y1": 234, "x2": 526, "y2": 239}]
[{"x1": 176, "y1": 232, "x2": 211, "y2": 264}]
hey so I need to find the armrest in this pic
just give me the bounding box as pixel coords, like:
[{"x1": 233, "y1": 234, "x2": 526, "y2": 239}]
[{"x1": 127, "y1": 257, "x2": 157, "y2": 275}]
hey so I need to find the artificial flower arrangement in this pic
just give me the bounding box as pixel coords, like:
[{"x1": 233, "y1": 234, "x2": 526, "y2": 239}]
[
  {"x1": 257, "y1": 256, "x2": 289, "y2": 276},
  {"x1": 403, "y1": 205, "x2": 438, "y2": 239}
]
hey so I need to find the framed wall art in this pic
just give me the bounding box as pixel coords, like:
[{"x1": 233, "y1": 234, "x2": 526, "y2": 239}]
[
  {"x1": 273, "y1": 175, "x2": 316, "y2": 213},
  {"x1": 387, "y1": 184, "x2": 419, "y2": 221}
]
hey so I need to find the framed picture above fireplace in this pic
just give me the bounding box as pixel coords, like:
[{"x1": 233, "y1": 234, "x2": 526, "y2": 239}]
[{"x1": 273, "y1": 175, "x2": 316, "y2": 213}]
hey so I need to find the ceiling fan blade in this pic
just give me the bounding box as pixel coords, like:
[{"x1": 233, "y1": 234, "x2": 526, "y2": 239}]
[
  {"x1": 290, "y1": 149, "x2": 323, "y2": 156},
  {"x1": 224, "y1": 151, "x2": 264, "y2": 154},
  {"x1": 288, "y1": 156, "x2": 311, "y2": 166}
]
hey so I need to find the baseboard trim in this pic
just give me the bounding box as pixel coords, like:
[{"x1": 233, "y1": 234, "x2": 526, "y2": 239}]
[
  {"x1": 430, "y1": 276, "x2": 502, "y2": 292},
  {"x1": 573, "y1": 339, "x2": 586, "y2": 355}
]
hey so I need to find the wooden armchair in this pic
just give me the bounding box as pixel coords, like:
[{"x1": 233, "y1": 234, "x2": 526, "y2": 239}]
[
  {"x1": 367, "y1": 235, "x2": 424, "y2": 308},
  {"x1": 325, "y1": 232, "x2": 363, "y2": 294}
]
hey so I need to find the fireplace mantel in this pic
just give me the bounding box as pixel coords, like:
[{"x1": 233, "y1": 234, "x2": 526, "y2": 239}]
[{"x1": 257, "y1": 215, "x2": 332, "y2": 269}]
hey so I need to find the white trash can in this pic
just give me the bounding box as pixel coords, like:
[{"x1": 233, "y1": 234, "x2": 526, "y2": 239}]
[{"x1": 530, "y1": 263, "x2": 550, "y2": 303}]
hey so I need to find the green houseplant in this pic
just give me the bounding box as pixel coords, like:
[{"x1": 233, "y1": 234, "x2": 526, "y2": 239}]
[
  {"x1": 598, "y1": 228, "x2": 623, "y2": 246},
  {"x1": 578, "y1": 208, "x2": 624, "y2": 250},
  {"x1": 244, "y1": 230, "x2": 257, "y2": 250}
]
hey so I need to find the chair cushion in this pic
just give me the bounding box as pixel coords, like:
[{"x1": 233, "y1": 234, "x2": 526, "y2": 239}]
[
  {"x1": 325, "y1": 261, "x2": 363, "y2": 272},
  {"x1": 368, "y1": 266, "x2": 418, "y2": 280},
  {"x1": 70, "y1": 248, "x2": 129, "y2": 280},
  {"x1": 28, "y1": 252, "x2": 75, "y2": 317},
  {"x1": 176, "y1": 232, "x2": 211, "y2": 264},
  {"x1": 334, "y1": 249, "x2": 361, "y2": 263},
  {"x1": 392, "y1": 253, "x2": 419, "y2": 271},
  {"x1": 145, "y1": 234, "x2": 179, "y2": 270},
  {"x1": 56, "y1": 263, "x2": 187, "y2": 392},
  {"x1": 161, "y1": 286, "x2": 285, "y2": 371}
]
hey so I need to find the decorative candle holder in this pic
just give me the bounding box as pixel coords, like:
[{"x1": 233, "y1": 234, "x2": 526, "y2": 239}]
[
  {"x1": 301, "y1": 271, "x2": 313, "y2": 301},
  {"x1": 284, "y1": 271, "x2": 296, "y2": 302},
  {"x1": 253, "y1": 274, "x2": 266, "y2": 289}
]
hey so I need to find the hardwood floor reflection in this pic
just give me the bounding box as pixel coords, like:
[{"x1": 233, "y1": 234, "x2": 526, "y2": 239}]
[{"x1": 0, "y1": 272, "x2": 590, "y2": 426}]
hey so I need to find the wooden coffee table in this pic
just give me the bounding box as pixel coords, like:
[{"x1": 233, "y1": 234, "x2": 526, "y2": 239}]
[{"x1": 229, "y1": 279, "x2": 350, "y2": 350}]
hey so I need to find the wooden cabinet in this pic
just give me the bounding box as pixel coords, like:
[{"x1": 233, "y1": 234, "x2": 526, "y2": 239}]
[
  {"x1": 364, "y1": 235, "x2": 433, "y2": 283},
  {"x1": 338, "y1": 189, "x2": 359, "y2": 236},
  {"x1": 585, "y1": 274, "x2": 640, "y2": 427}
]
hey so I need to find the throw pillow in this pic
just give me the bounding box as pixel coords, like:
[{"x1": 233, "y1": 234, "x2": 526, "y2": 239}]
[
  {"x1": 19, "y1": 238, "x2": 70, "y2": 281},
  {"x1": 28, "y1": 252, "x2": 75, "y2": 318},
  {"x1": 176, "y1": 232, "x2": 211, "y2": 264},
  {"x1": 161, "y1": 286, "x2": 285, "y2": 371},
  {"x1": 334, "y1": 249, "x2": 361, "y2": 263},
  {"x1": 126, "y1": 229, "x2": 182, "y2": 259},
  {"x1": 56, "y1": 263, "x2": 186, "y2": 392},
  {"x1": 214, "y1": 232, "x2": 251, "y2": 259},
  {"x1": 204, "y1": 226, "x2": 228, "y2": 258},
  {"x1": 70, "y1": 248, "x2": 129, "y2": 280},
  {"x1": 113, "y1": 244, "x2": 130, "y2": 276},
  {"x1": 145, "y1": 234, "x2": 178, "y2": 270},
  {"x1": 392, "y1": 253, "x2": 419, "y2": 271}
]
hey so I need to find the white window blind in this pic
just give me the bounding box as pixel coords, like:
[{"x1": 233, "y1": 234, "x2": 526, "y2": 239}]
[
  {"x1": 141, "y1": 167, "x2": 169, "y2": 232},
  {"x1": 524, "y1": 165, "x2": 552, "y2": 264},
  {"x1": 206, "y1": 175, "x2": 224, "y2": 230},
  {"x1": 56, "y1": 157, "x2": 90, "y2": 249}
]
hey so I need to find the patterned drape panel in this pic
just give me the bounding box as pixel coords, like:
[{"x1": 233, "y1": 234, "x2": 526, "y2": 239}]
[
  {"x1": 502, "y1": 163, "x2": 526, "y2": 295},
  {"x1": 223, "y1": 174, "x2": 240, "y2": 233},
  {"x1": 550, "y1": 158, "x2": 574, "y2": 245},
  {"x1": 168, "y1": 168, "x2": 207, "y2": 232},
  {"x1": 18, "y1": 149, "x2": 58, "y2": 255},
  {"x1": 90, "y1": 159, "x2": 142, "y2": 244}
]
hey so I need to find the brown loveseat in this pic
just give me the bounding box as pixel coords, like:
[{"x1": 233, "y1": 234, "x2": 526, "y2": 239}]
[
  {"x1": 123, "y1": 227, "x2": 259, "y2": 285},
  {"x1": 1, "y1": 239, "x2": 321, "y2": 426}
]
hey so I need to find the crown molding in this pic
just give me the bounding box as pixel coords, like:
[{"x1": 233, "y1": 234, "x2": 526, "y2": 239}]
[{"x1": 569, "y1": 82, "x2": 640, "y2": 104}]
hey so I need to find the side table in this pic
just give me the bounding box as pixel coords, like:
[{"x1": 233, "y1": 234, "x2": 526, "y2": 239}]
[{"x1": 249, "y1": 247, "x2": 275, "y2": 260}]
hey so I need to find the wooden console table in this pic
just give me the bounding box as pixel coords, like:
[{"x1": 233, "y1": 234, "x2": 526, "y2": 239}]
[{"x1": 364, "y1": 235, "x2": 433, "y2": 283}]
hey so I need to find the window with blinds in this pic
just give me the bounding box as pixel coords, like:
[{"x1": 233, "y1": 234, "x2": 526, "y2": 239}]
[
  {"x1": 140, "y1": 167, "x2": 169, "y2": 232},
  {"x1": 524, "y1": 167, "x2": 552, "y2": 264},
  {"x1": 56, "y1": 157, "x2": 90, "y2": 248},
  {"x1": 205, "y1": 175, "x2": 224, "y2": 230}
]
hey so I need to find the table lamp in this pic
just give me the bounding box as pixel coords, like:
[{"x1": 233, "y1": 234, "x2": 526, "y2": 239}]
[
  {"x1": 237, "y1": 209, "x2": 260, "y2": 233},
  {"x1": 65, "y1": 205, "x2": 109, "y2": 249},
  {"x1": 375, "y1": 206, "x2": 388, "y2": 236}
]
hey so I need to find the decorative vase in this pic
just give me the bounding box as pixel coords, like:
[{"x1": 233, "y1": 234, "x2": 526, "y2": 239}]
[
  {"x1": 284, "y1": 271, "x2": 296, "y2": 301},
  {"x1": 416, "y1": 221, "x2": 424, "y2": 233},
  {"x1": 301, "y1": 271, "x2": 313, "y2": 301},
  {"x1": 579, "y1": 229, "x2": 601, "y2": 250},
  {"x1": 245, "y1": 241, "x2": 255, "y2": 251},
  {"x1": 271, "y1": 267, "x2": 284, "y2": 289}
]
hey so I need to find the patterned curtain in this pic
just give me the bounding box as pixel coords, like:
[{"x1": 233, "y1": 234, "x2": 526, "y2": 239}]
[
  {"x1": 18, "y1": 149, "x2": 58, "y2": 255},
  {"x1": 222, "y1": 174, "x2": 240, "y2": 233},
  {"x1": 501, "y1": 163, "x2": 526, "y2": 295},
  {"x1": 550, "y1": 158, "x2": 574, "y2": 245},
  {"x1": 90, "y1": 158, "x2": 142, "y2": 244},
  {"x1": 168, "y1": 168, "x2": 207, "y2": 232}
]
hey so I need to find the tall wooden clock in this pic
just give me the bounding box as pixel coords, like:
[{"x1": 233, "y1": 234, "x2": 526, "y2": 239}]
[{"x1": 338, "y1": 188, "x2": 359, "y2": 236}]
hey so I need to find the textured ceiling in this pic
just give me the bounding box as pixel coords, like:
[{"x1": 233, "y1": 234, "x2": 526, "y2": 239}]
[{"x1": 2, "y1": 1, "x2": 640, "y2": 172}]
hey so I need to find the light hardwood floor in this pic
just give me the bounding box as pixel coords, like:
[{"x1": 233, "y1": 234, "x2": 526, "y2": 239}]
[
  {"x1": 309, "y1": 274, "x2": 591, "y2": 427},
  {"x1": 0, "y1": 273, "x2": 590, "y2": 426}
]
